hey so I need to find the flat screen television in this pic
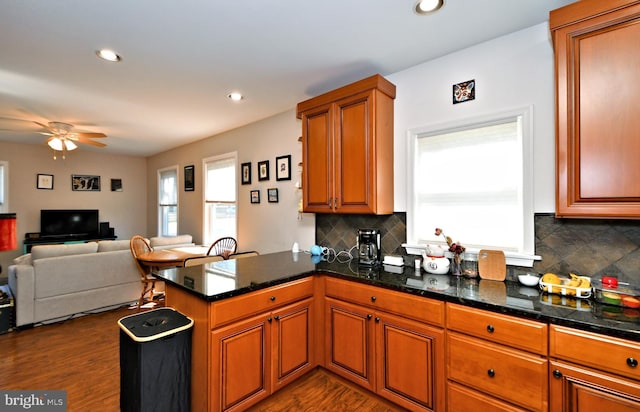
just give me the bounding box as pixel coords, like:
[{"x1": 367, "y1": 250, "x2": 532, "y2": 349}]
[{"x1": 40, "y1": 209, "x2": 99, "y2": 238}]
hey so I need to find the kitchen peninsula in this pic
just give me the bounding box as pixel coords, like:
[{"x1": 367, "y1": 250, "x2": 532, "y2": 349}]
[{"x1": 155, "y1": 252, "x2": 640, "y2": 411}]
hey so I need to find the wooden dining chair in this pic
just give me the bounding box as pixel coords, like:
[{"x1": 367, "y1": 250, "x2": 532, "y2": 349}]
[
  {"x1": 228, "y1": 251, "x2": 259, "y2": 259},
  {"x1": 129, "y1": 235, "x2": 156, "y2": 308},
  {"x1": 207, "y1": 237, "x2": 237, "y2": 259},
  {"x1": 183, "y1": 255, "x2": 225, "y2": 267}
]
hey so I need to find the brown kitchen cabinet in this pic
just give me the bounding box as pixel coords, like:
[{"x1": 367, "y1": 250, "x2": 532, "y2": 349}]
[
  {"x1": 165, "y1": 276, "x2": 315, "y2": 412},
  {"x1": 551, "y1": 0, "x2": 640, "y2": 218},
  {"x1": 445, "y1": 303, "x2": 549, "y2": 411},
  {"x1": 323, "y1": 277, "x2": 446, "y2": 411},
  {"x1": 549, "y1": 325, "x2": 640, "y2": 411},
  {"x1": 296, "y1": 74, "x2": 395, "y2": 214},
  {"x1": 211, "y1": 298, "x2": 314, "y2": 411}
]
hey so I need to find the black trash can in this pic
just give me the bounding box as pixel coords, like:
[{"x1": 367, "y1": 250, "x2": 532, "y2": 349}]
[{"x1": 118, "y1": 307, "x2": 194, "y2": 412}]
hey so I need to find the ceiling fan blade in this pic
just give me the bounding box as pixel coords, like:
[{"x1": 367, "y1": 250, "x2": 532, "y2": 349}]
[
  {"x1": 39, "y1": 131, "x2": 54, "y2": 136},
  {"x1": 33, "y1": 121, "x2": 50, "y2": 129},
  {"x1": 76, "y1": 132, "x2": 107, "y2": 138},
  {"x1": 76, "y1": 136, "x2": 106, "y2": 147}
]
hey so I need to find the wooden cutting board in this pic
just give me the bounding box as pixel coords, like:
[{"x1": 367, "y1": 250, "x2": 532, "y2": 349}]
[{"x1": 478, "y1": 249, "x2": 506, "y2": 281}]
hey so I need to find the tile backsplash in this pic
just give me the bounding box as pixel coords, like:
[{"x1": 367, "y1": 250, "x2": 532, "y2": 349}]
[{"x1": 316, "y1": 212, "x2": 640, "y2": 283}]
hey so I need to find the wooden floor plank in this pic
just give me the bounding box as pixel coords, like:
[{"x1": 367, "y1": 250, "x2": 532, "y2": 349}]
[{"x1": 0, "y1": 306, "x2": 407, "y2": 411}]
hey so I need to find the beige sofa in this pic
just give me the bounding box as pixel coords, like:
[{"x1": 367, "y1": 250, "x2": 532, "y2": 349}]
[{"x1": 8, "y1": 235, "x2": 194, "y2": 327}]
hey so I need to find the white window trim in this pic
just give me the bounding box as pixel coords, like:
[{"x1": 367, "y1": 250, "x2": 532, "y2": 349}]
[
  {"x1": 202, "y1": 152, "x2": 238, "y2": 246},
  {"x1": 157, "y1": 165, "x2": 179, "y2": 236},
  {"x1": 0, "y1": 161, "x2": 8, "y2": 213},
  {"x1": 404, "y1": 106, "x2": 540, "y2": 267}
]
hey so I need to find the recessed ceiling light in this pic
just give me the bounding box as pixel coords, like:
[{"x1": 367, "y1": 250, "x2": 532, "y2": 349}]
[
  {"x1": 96, "y1": 49, "x2": 122, "y2": 62},
  {"x1": 227, "y1": 92, "x2": 243, "y2": 101},
  {"x1": 414, "y1": 0, "x2": 444, "y2": 15}
]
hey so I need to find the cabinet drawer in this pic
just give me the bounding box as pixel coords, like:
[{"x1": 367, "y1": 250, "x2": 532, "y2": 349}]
[
  {"x1": 447, "y1": 381, "x2": 527, "y2": 412},
  {"x1": 446, "y1": 303, "x2": 547, "y2": 355},
  {"x1": 324, "y1": 277, "x2": 444, "y2": 326},
  {"x1": 210, "y1": 277, "x2": 314, "y2": 328},
  {"x1": 447, "y1": 332, "x2": 548, "y2": 411},
  {"x1": 550, "y1": 325, "x2": 640, "y2": 381}
]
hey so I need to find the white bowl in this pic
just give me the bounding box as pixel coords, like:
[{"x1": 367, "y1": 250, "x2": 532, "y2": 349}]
[{"x1": 518, "y1": 273, "x2": 540, "y2": 287}]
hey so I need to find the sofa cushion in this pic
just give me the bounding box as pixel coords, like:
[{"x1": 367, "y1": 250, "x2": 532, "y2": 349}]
[
  {"x1": 97, "y1": 239, "x2": 131, "y2": 252},
  {"x1": 150, "y1": 235, "x2": 193, "y2": 248},
  {"x1": 31, "y1": 242, "x2": 99, "y2": 261},
  {"x1": 13, "y1": 253, "x2": 32, "y2": 266}
]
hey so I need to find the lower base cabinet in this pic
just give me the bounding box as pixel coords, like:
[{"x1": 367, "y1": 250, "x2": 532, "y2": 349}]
[
  {"x1": 211, "y1": 298, "x2": 314, "y2": 412},
  {"x1": 549, "y1": 360, "x2": 640, "y2": 412},
  {"x1": 447, "y1": 381, "x2": 527, "y2": 412},
  {"x1": 325, "y1": 297, "x2": 445, "y2": 411}
]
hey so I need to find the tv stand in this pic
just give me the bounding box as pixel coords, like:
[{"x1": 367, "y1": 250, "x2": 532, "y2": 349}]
[{"x1": 23, "y1": 235, "x2": 117, "y2": 253}]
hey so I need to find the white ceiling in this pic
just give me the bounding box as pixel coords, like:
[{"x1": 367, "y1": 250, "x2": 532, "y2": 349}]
[{"x1": 0, "y1": 0, "x2": 575, "y2": 157}]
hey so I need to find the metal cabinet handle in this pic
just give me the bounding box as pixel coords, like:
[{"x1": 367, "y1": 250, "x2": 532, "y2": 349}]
[
  {"x1": 486, "y1": 324, "x2": 495, "y2": 333},
  {"x1": 267, "y1": 317, "x2": 272, "y2": 323},
  {"x1": 371, "y1": 296, "x2": 377, "y2": 302},
  {"x1": 366, "y1": 314, "x2": 372, "y2": 320},
  {"x1": 375, "y1": 317, "x2": 380, "y2": 323},
  {"x1": 274, "y1": 315, "x2": 280, "y2": 321},
  {"x1": 627, "y1": 357, "x2": 638, "y2": 368},
  {"x1": 270, "y1": 296, "x2": 276, "y2": 301},
  {"x1": 487, "y1": 369, "x2": 495, "y2": 378},
  {"x1": 552, "y1": 369, "x2": 563, "y2": 379}
]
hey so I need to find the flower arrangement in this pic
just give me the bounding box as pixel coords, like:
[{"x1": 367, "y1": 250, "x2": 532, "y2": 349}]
[{"x1": 435, "y1": 228, "x2": 466, "y2": 267}]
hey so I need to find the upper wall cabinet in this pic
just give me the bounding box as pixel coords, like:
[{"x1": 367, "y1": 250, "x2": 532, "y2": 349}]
[
  {"x1": 296, "y1": 74, "x2": 395, "y2": 214},
  {"x1": 551, "y1": 0, "x2": 640, "y2": 218}
]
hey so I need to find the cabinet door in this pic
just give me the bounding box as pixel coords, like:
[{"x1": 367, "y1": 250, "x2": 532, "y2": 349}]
[
  {"x1": 376, "y1": 311, "x2": 445, "y2": 412},
  {"x1": 549, "y1": 360, "x2": 640, "y2": 412},
  {"x1": 553, "y1": 2, "x2": 640, "y2": 217},
  {"x1": 324, "y1": 297, "x2": 375, "y2": 391},
  {"x1": 301, "y1": 103, "x2": 334, "y2": 213},
  {"x1": 211, "y1": 313, "x2": 271, "y2": 412},
  {"x1": 334, "y1": 90, "x2": 376, "y2": 213},
  {"x1": 272, "y1": 298, "x2": 314, "y2": 391}
]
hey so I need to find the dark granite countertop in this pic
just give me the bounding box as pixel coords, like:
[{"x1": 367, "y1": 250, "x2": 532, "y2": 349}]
[{"x1": 153, "y1": 251, "x2": 640, "y2": 342}]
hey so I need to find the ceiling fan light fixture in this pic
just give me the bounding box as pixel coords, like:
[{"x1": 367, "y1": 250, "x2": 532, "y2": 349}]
[
  {"x1": 64, "y1": 140, "x2": 78, "y2": 151},
  {"x1": 47, "y1": 137, "x2": 63, "y2": 151},
  {"x1": 96, "y1": 48, "x2": 122, "y2": 62},
  {"x1": 414, "y1": 0, "x2": 444, "y2": 14}
]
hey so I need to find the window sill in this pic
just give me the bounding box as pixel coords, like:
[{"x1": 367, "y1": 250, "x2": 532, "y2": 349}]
[{"x1": 401, "y1": 244, "x2": 541, "y2": 268}]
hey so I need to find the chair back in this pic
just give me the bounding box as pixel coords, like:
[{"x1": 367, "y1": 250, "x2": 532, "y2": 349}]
[
  {"x1": 184, "y1": 255, "x2": 225, "y2": 267},
  {"x1": 207, "y1": 237, "x2": 238, "y2": 258},
  {"x1": 229, "y1": 251, "x2": 259, "y2": 259},
  {"x1": 130, "y1": 235, "x2": 152, "y2": 279}
]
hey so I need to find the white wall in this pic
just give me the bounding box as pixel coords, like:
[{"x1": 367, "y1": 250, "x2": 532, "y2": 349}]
[
  {"x1": 0, "y1": 141, "x2": 147, "y2": 269},
  {"x1": 388, "y1": 22, "x2": 556, "y2": 213},
  {"x1": 146, "y1": 110, "x2": 316, "y2": 254}
]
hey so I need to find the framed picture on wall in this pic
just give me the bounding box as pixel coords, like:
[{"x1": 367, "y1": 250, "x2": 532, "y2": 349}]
[
  {"x1": 37, "y1": 174, "x2": 54, "y2": 190},
  {"x1": 71, "y1": 175, "x2": 100, "y2": 191},
  {"x1": 258, "y1": 160, "x2": 269, "y2": 181},
  {"x1": 250, "y1": 190, "x2": 260, "y2": 204},
  {"x1": 241, "y1": 162, "x2": 251, "y2": 185},
  {"x1": 184, "y1": 165, "x2": 195, "y2": 191},
  {"x1": 275, "y1": 155, "x2": 291, "y2": 181},
  {"x1": 111, "y1": 178, "x2": 123, "y2": 192},
  {"x1": 268, "y1": 188, "x2": 279, "y2": 203}
]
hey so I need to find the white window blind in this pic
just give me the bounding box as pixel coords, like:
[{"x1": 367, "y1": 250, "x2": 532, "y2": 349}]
[
  {"x1": 158, "y1": 167, "x2": 178, "y2": 236},
  {"x1": 204, "y1": 154, "x2": 237, "y2": 245},
  {"x1": 407, "y1": 108, "x2": 536, "y2": 265}
]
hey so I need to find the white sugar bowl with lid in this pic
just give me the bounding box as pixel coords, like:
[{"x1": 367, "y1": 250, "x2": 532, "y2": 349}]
[{"x1": 422, "y1": 252, "x2": 450, "y2": 275}]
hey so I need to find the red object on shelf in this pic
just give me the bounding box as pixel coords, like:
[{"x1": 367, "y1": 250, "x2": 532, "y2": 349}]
[{"x1": 0, "y1": 213, "x2": 17, "y2": 252}]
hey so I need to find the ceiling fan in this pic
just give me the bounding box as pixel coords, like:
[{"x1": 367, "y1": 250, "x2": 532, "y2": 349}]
[{"x1": 36, "y1": 121, "x2": 107, "y2": 159}]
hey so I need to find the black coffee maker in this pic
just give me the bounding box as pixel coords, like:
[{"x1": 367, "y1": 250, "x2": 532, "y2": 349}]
[{"x1": 357, "y1": 228, "x2": 381, "y2": 266}]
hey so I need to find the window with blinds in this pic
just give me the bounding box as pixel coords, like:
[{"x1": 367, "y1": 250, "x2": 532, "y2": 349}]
[
  {"x1": 158, "y1": 166, "x2": 178, "y2": 236},
  {"x1": 407, "y1": 107, "x2": 535, "y2": 260},
  {"x1": 204, "y1": 153, "x2": 237, "y2": 245}
]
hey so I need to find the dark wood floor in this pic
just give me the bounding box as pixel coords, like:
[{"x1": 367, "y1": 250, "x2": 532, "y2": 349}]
[{"x1": 0, "y1": 306, "x2": 406, "y2": 411}]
